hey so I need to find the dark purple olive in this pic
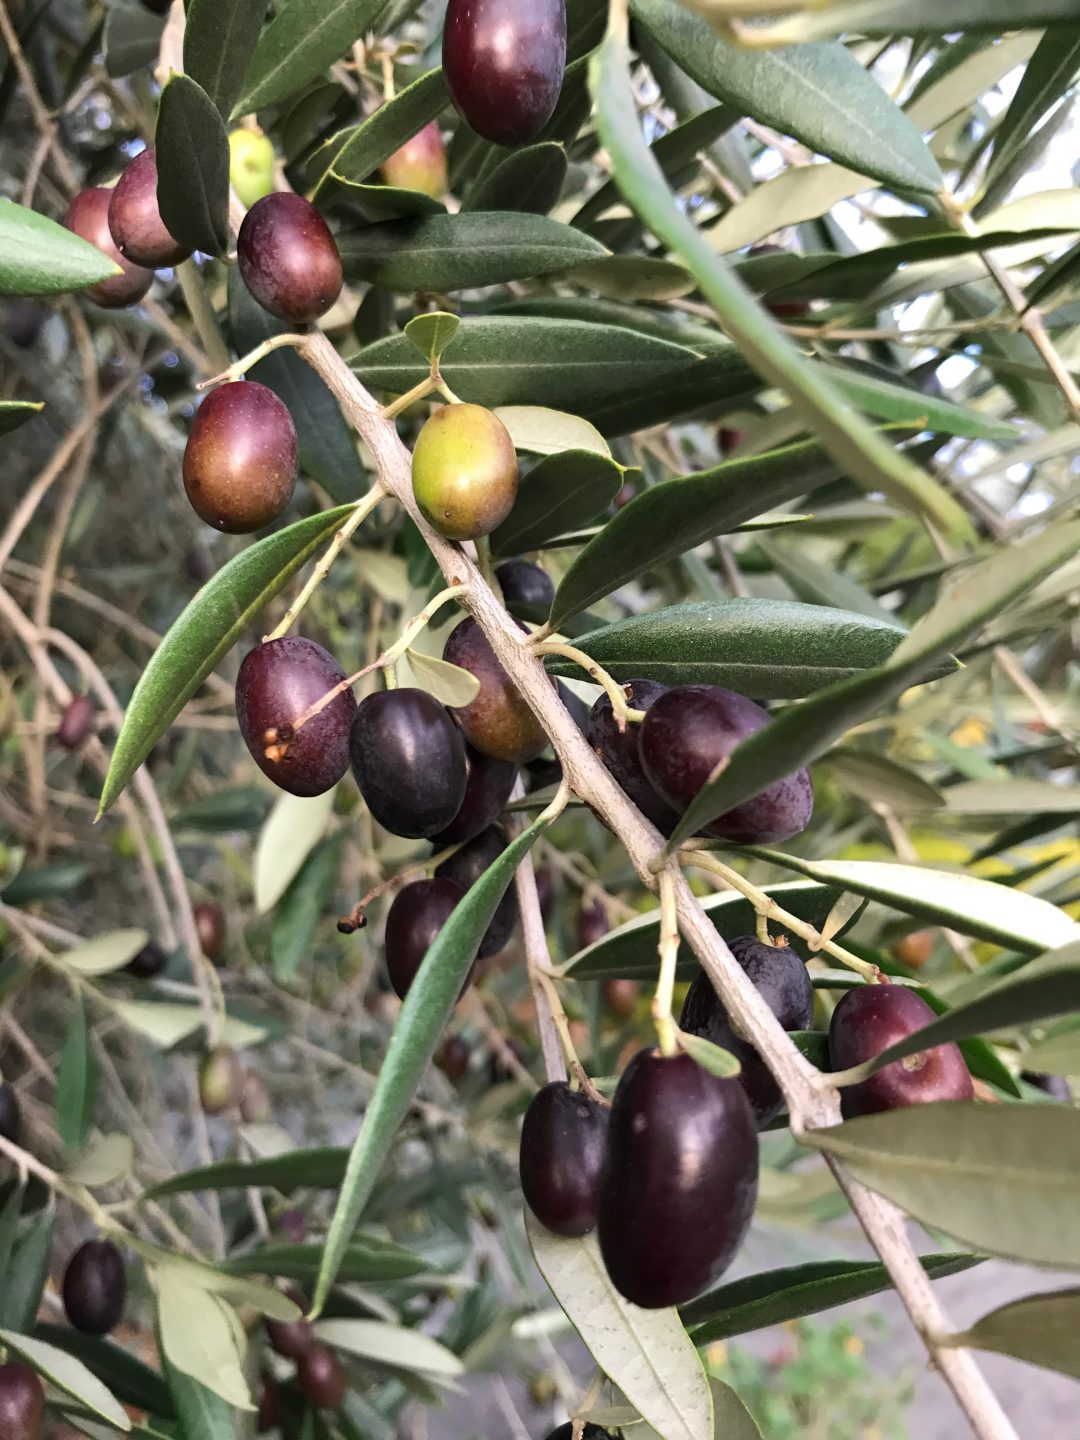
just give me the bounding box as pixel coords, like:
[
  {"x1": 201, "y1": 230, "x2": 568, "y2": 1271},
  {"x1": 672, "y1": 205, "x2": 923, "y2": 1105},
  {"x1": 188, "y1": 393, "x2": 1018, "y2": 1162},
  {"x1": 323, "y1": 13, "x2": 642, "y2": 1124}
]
[
  {"x1": 5, "y1": 299, "x2": 45, "y2": 348},
  {"x1": 275, "y1": 1208, "x2": 307, "y2": 1243},
  {"x1": 384, "y1": 878, "x2": 467, "y2": 1000},
  {"x1": 587, "y1": 678, "x2": 678, "y2": 833},
  {"x1": 520, "y1": 1081, "x2": 608, "y2": 1237},
  {"x1": 265, "y1": 1288, "x2": 314, "y2": 1361},
  {"x1": 431, "y1": 742, "x2": 517, "y2": 847},
  {"x1": 545, "y1": 1426, "x2": 617, "y2": 1440},
  {"x1": 62, "y1": 1239, "x2": 126, "y2": 1335},
  {"x1": 56, "y1": 694, "x2": 95, "y2": 749},
  {"x1": 125, "y1": 939, "x2": 167, "y2": 980},
  {"x1": 443, "y1": 617, "x2": 548, "y2": 764},
  {"x1": 108, "y1": 148, "x2": 189, "y2": 267},
  {"x1": 495, "y1": 558, "x2": 555, "y2": 610},
  {"x1": 575, "y1": 898, "x2": 609, "y2": 952},
  {"x1": 183, "y1": 381, "x2": 298, "y2": 534},
  {"x1": 198, "y1": 1046, "x2": 243, "y2": 1115},
  {"x1": 0, "y1": 1362, "x2": 44, "y2": 1440},
  {"x1": 638, "y1": 685, "x2": 813, "y2": 844},
  {"x1": 828, "y1": 984, "x2": 974, "y2": 1119},
  {"x1": 488, "y1": 1033, "x2": 527, "y2": 1084},
  {"x1": 0, "y1": 1082, "x2": 22, "y2": 1144},
  {"x1": 296, "y1": 1344, "x2": 346, "y2": 1410},
  {"x1": 193, "y1": 901, "x2": 225, "y2": 962},
  {"x1": 63, "y1": 188, "x2": 154, "y2": 308},
  {"x1": 238, "y1": 193, "x2": 343, "y2": 325},
  {"x1": 1023, "y1": 1072, "x2": 1071, "y2": 1101},
  {"x1": 236, "y1": 637, "x2": 356, "y2": 797},
  {"x1": 435, "y1": 825, "x2": 517, "y2": 958},
  {"x1": 350, "y1": 689, "x2": 468, "y2": 839},
  {"x1": 443, "y1": 0, "x2": 567, "y2": 147},
  {"x1": 597, "y1": 1048, "x2": 758, "y2": 1309},
  {"x1": 257, "y1": 1371, "x2": 279, "y2": 1433},
  {"x1": 680, "y1": 936, "x2": 812, "y2": 1127},
  {"x1": 140, "y1": 0, "x2": 171, "y2": 12},
  {"x1": 534, "y1": 863, "x2": 555, "y2": 921},
  {"x1": 604, "y1": 978, "x2": 639, "y2": 1018},
  {"x1": 437, "y1": 1034, "x2": 471, "y2": 1081}
]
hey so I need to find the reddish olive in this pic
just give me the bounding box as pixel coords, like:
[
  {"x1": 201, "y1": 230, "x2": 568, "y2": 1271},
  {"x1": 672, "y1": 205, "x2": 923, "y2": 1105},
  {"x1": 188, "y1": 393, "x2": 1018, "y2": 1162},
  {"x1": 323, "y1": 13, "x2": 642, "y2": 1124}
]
[
  {"x1": 237, "y1": 193, "x2": 343, "y2": 324},
  {"x1": 384, "y1": 878, "x2": 467, "y2": 1001},
  {"x1": 435, "y1": 825, "x2": 518, "y2": 958},
  {"x1": 349, "y1": 689, "x2": 468, "y2": 839},
  {"x1": 496, "y1": 558, "x2": 555, "y2": 611},
  {"x1": 62, "y1": 1239, "x2": 126, "y2": 1336},
  {"x1": 437, "y1": 1034, "x2": 471, "y2": 1082},
  {"x1": 750, "y1": 243, "x2": 811, "y2": 320},
  {"x1": 0, "y1": 1081, "x2": 22, "y2": 1144},
  {"x1": 597, "y1": 1048, "x2": 758, "y2": 1309},
  {"x1": 239, "y1": 1067, "x2": 271, "y2": 1124},
  {"x1": 183, "y1": 381, "x2": 298, "y2": 534},
  {"x1": 266, "y1": 1288, "x2": 315, "y2": 1361},
  {"x1": 0, "y1": 1362, "x2": 44, "y2": 1440},
  {"x1": 443, "y1": 617, "x2": 548, "y2": 764},
  {"x1": 828, "y1": 984, "x2": 974, "y2": 1118},
  {"x1": 379, "y1": 121, "x2": 447, "y2": 198},
  {"x1": 296, "y1": 1344, "x2": 346, "y2": 1411},
  {"x1": 431, "y1": 742, "x2": 517, "y2": 847},
  {"x1": 125, "y1": 939, "x2": 167, "y2": 980},
  {"x1": 443, "y1": 0, "x2": 567, "y2": 147},
  {"x1": 638, "y1": 685, "x2": 813, "y2": 844},
  {"x1": 891, "y1": 930, "x2": 934, "y2": 969},
  {"x1": 575, "y1": 898, "x2": 609, "y2": 952},
  {"x1": 412, "y1": 404, "x2": 518, "y2": 542},
  {"x1": 275, "y1": 1208, "x2": 308, "y2": 1243},
  {"x1": 193, "y1": 901, "x2": 226, "y2": 962},
  {"x1": 198, "y1": 1046, "x2": 243, "y2": 1115},
  {"x1": 235, "y1": 637, "x2": 356, "y2": 797},
  {"x1": 108, "y1": 148, "x2": 189, "y2": 267},
  {"x1": 587, "y1": 678, "x2": 678, "y2": 833},
  {"x1": 56, "y1": 694, "x2": 95, "y2": 749},
  {"x1": 257, "y1": 1372, "x2": 279, "y2": 1433},
  {"x1": 603, "y1": 978, "x2": 639, "y2": 1019},
  {"x1": 520, "y1": 1081, "x2": 608, "y2": 1237},
  {"x1": 63, "y1": 188, "x2": 154, "y2": 308},
  {"x1": 680, "y1": 936, "x2": 813, "y2": 1127}
]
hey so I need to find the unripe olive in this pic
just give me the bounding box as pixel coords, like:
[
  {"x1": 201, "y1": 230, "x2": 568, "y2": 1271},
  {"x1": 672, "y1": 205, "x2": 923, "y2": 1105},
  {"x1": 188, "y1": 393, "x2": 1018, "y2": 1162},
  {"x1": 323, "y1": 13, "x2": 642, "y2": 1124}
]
[
  {"x1": 379, "y1": 122, "x2": 448, "y2": 198},
  {"x1": 297, "y1": 1344, "x2": 346, "y2": 1410},
  {"x1": 239, "y1": 1067, "x2": 271, "y2": 1124},
  {"x1": 62, "y1": 1238, "x2": 126, "y2": 1335},
  {"x1": 199, "y1": 1046, "x2": 243, "y2": 1115},
  {"x1": 412, "y1": 404, "x2": 518, "y2": 542},
  {"x1": 229, "y1": 129, "x2": 276, "y2": 208},
  {"x1": 442, "y1": 617, "x2": 547, "y2": 764},
  {"x1": 108, "y1": 148, "x2": 190, "y2": 267},
  {"x1": 237, "y1": 193, "x2": 343, "y2": 325},
  {"x1": 183, "y1": 381, "x2": 298, "y2": 534},
  {"x1": 63, "y1": 189, "x2": 154, "y2": 308},
  {"x1": 56, "y1": 694, "x2": 95, "y2": 749}
]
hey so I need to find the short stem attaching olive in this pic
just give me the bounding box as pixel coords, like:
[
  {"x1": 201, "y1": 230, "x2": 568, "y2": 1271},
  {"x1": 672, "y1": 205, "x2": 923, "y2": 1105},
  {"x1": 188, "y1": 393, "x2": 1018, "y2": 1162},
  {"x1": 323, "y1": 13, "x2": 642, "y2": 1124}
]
[
  {"x1": 531, "y1": 640, "x2": 646, "y2": 731},
  {"x1": 195, "y1": 332, "x2": 309, "y2": 392}
]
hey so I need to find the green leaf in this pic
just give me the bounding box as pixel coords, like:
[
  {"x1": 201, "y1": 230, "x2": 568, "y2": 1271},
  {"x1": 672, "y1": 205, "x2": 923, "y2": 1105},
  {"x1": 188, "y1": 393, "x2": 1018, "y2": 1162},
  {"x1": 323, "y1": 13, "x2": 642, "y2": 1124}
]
[
  {"x1": 681, "y1": 1253, "x2": 980, "y2": 1343},
  {"x1": 111, "y1": 1002, "x2": 203, "y2": 1050},
  {"x1": 404, "y1": 311, "x2": 460, "y2": 366},
  {"x1": 228, "y1": 269, "x2": 366, "y2": 505},
  {"x1": 527, "y1": 1216, "x2": 713, "y2": 1440},
  {"x1": 66, "y1": 1134, "x2": 135, "y2": 1188},
  {"x1": 310, "y1": 68, "x2": 450, "y2": 203},
  {"x1": 548, "y1": 438, "x2": 840, "y2": 628},
  {"x1": 99, "y1": 506, "x2": 353, "y2": 816},
  {"x1": 155, "y1": 74, "x2": 230, "y2": 257},
  {"x1": 0, "y1": 1210, "x2": 53, "y2": 1330},
  {"x1": 161, "y1": 1343, "x2": 238, "y2": 1440},
  {"x1": 220, "y1": 1236, "x2": 426, "y2": 1284},
  {"x1": 338, "y1": 212, "x2": 606, "y2": 293},
  {"x1": 0, "y1": 1330, "x2": 131, "y2": 1430},
  {"x1": 755, "y1": 0, "x2": 1080, "y2": 43},
  {"x1": 144, "y1": 1146, "x2": 349, "y2": 1199},
  {"x1": 565, "y1": 882, "x2": 844, "y2": 980},
  {"x1": 564, "y1": 255, "x2": 696, "y2": 301},
  {"x1": 0, "y1": 199, "x2": 121, "y2": 297},
  {"x1": 270, "y1": 831, "x2": 346, "y2": 982},
  {"x1": 33, "y1": 1326, "x2": 175, "y2": 1420},
  {"x1": 155, "y1": 1269, "x2": 251, "y2": 1409},
  {"x1": 805, "y1": 1103, "x2": 1080, "y2": 1268},
  {"x1": 313, "y1": 812, "x2": 549, "y2": 1314},
  {"x1": 493, "y1": 406, "x2": 611, "y2": 459},
  {"x1": 103, "y1": 4, "x2": 165, "y2": 79},
  {"x1": 705, "y1": 1380, "x2": 761, "y2": 1439},
  {"x1": 314, "y1": 1319, "x2": 464, "y2": 1378},
  {"x1": 948, "y1": 1288, "x2": 1080, "y2": 1380},
  {"x1": 254, "y1": 789, "x2": 336, "y2": 916},
  {"x1": 59, "y1": 929, "x2": 151, "y2": 977},
  {"x1": 491, "y1": 450, "x2": 625, "y2": 558},
  {"x1": 56, "y1": 999, "x2": 98, "y2": 1151},
  {"x1": 353, "y1": 316, "x2": 698, "y2": 417},
  {"x1": 824, "y1": 363, "x2": 1017, "y2": 443},
  {"x1": 0, "y1": 400, "x2": 44, "y2": 435},
  {"x1": 1013, "y1": 1031, "x2": 1080, "y2": 1079},
  {"x1": 759, "y1": 538, "x2": 898, "y2": 627},
  {"x1": 545, "y1": 599, "x2": 921, "y2": 699},
  {"x1": 942, "y1": 780, "x2": 1080, "y2": 815},
  {"x1": 183, "y1": 0, "x2": 268, "y2": 120},
  {"x1": 238, "y1": 0, "x2": 394, "y2": 116},
  {"x1": 171, "y1": 786, "x2": 272, "y2": 835},
  {"x1": 821, "y1": 749, "x2": 945, "y2": 812},
  {"x1": 630, "y1": 0, "x2": 942, "y2": 194},
  {"x1": 463, "y1": 143, "x2": 568, "y2": 215},
  {"x1": 404, "y1": 650, "x2": 482, "y2": 708},
  {"x1": 677, "y1": 1032, "x2": 740, "y2": 1080}
]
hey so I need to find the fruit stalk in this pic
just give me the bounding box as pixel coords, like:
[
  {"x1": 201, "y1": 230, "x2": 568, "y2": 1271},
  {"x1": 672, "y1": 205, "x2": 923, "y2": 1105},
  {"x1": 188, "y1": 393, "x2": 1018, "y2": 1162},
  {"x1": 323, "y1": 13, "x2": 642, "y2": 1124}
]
[{"x1": 533, "y1": 639, "x2": 646, "y2": 729}]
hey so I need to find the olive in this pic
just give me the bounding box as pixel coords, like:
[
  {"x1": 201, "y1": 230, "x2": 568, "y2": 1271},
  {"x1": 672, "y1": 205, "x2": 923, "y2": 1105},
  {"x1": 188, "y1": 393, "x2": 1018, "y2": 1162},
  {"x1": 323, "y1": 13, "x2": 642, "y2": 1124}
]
[
  {"x1": 349, "y1": 689, "x2": 468, "y2": 839},
  {"x1": 193, "y1": 901, "x2": 226, "y2": 962},
  {"x1": 62, "y1": 1239, "x2": 126, "y2": 1335},
  {"x1": 442, "y1": 617, "x2": 548, "y2": 764},
  {"x1": 183, "y1": 380, "x2": 298, "y2": 534},
  {"x1": 257, "y1": 1371, "x2": 279, "y2": 1433},
  {"x1": 519, "y1": 1081, "x2": 608, "y2": 1237},
  {"x1": 597, "y1": 1048, "x2": 758, "y2": 1309},
  {"x1": 443, "y1": 0, "x2": 567, "y2": 146},
  {"x1": 237, "y1": 193, "x2": 343, "y2": 325},
  {"x1": 265, "y1": 1288, "x2": 314, "y2": 1361},
  {"x1": 437, "y1": 1034, "x2": 471, "y2": 1082},
  {"x1": 0, "y1": 1362, "x2": 44, "y2": 1440},
  {"x1": 495, "y1": 558, "x2": 555, "y2": 611},
  {"x1": 108, "y1": 148, "x2": 190, "y2": 267},
  {"x1": 680, "y1": 935, "x2": 813, "y2": 1127},
  {"x1": 575, "y1": 898, "x2": 609, "y2": 951},
  {"x1": 890, "y1": 930, "x2": 934, "y2": 969},
  {"x1": 828, "y1": 984, "x2": 974, "y2": 1118},
  {"x1": 431, "y1": 742, "x2": 517, "y2": 847},
  {"x1": 0, "y1": 1081, "x2": 22, "y2": 1144},
  {"x1": 545, "y1": 1426, "x2": 618, "y2": 1440},
  {"x1": 56, "y1": 694, "x2": 95, "y2": 749},
  {"x1": 1023, "y1": 1072, "x2": 1071, "y2": 1101},
  {"x1": 275, "y1": 1208, "x2": 307, "y2": 1242},
  {"x1": 63, "y1": 188, "x2": 154, "y2": 308},
  {"x1": 383, "y1": 878, "x2": 468, "y2": 1001},
  {"x1": 235, "y1": 637, "x2": 356, "y2": 797},
  {"x1": 603, "y1": 979, "x2": 639, "y2": 1019},
  {"x1": 125, "y1": 939, "x2": 167, "y2": 980},
  {"x1": 587, "y1": 678, "x2": 678, "y2": 833},
  {"x1": 412, "y1": 404, "x2": 518, "y2": 542},
  {"x1": 435, "y1": 825, "x2": 518, "y2": 958},
  {"x1": 229, "y1": 129, "x2": 275, "y2": 208},
  {"x1": 198, "y1": 1046, "x2": 243, "y2": 1115},
  {"x1": 379, "y1": 121, "x2": 447, "y2": 198},
  {"x1": 239, "y1": 1068, "x2": 271, "y2": 1124},
  {"x1": 296, "y1": 1344, "x2": 346, "y2": 1410}
]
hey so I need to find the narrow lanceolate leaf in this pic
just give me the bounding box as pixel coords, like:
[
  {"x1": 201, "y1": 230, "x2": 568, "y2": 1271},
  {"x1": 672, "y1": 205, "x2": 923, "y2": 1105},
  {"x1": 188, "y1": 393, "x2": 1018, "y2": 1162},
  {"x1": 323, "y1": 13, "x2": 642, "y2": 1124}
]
[
  {"x1": 464, "y1": 143, "x2": 568, "y2": 215},
  {"x1": 630, "y1": 0, "x2": 942, "y2": 194},
  {"x1": 183, "y1": 0, "x2": 268, "y2": 120},
  {"x1": 156, "y1": 1271, "x2": 251, "y2": 1409},
  {"x1": 144, "y1": 1146, "x2": 350, "y2": 1199},
  {"x1": 821, "y1": 750, "x2": 944, "y2": 812},
  {"x1": 99, "y1": 506, "x2": 353, "y2": 816},
  {"x1": 590, "y1": 28, "x2": 971, "y2": 542},
  {"x1": 221, "y1": 1236, "x2": 426, "y2": 1284},
  {"x1": 254, "y1": 790, "x2": 336, "y2": 915},
  {"x1": 527, "y1": 1216, "x2": 713, "y2": 1440},
  {"x1": 494, "y1": 406, "x2": 611, "y2": 458},
  {"x1": 1014, "y1": 1030, "x2": 1080, "y2": 1079},
  {"x1": 681, "y1": 1253, "x2": 980, "y2": 1343},
  {"x1": 311, "y1": 68, "x2": 450, "y2": 203},
  {"x1": 757, "y1": 0, "x2": 1080, "y2": 43},
  {"x1": 271, "y1": 831, "x2": 347, "y2": 983},
  {"x1": 33, "y1": 1326, "x2": 175, "y2": 1419},
  {"x1": 236, "y1": 0, "x2": 394, "y2": 115},
  {"x1": 338, "y1": 213, "x2": 606, "y2": 292},
  {"x1": 545, "y1": 599, "x2": 921, "y2": 700},
  {"x1": 0, "y1": 400, "x2": 44, "y2": 435},
  {"x1": 56, "y1": 999, "x2": 98, "y2": 1151},
  {"x1": 58, "y1": 929, "x2": 150, "y2": 977},
  {"x1": 313, "y1": 814, "x2": 550, "y2": 1314},
  {"x1": 825, "y1": 363, "x2": 1017, "y2": 442},
  {"x1": 549, "y1": 438, "x2": 839, "y2": 627},
  {"x1": 0, "y1": 1330, "x2": 131, "y2": 1431},
  {"x1": 103, "y1": 3, "x2": 165, "y2": 79},
  {"x1": 161, "y1": 1345, "x2": 238, "y2": 1440},
  {"x1": 491, "y1": 450, "x2": 624, "y2": 557},
  {"x1": 155, "y1": 75, "x2": 230, "y2": 257},
  {"x1": 0, "y1": 199, "x2": 120, "y2": 297},
  {"x1": 805, "y1": 1103, "x2": 1080, "y2": 1268},
  {"x1": 948, "y1": 1288, "x2": 1080, "y2": 1381},
  {"x1": 313, "y1": 1319, "x2": 464, "y2": 1378}
]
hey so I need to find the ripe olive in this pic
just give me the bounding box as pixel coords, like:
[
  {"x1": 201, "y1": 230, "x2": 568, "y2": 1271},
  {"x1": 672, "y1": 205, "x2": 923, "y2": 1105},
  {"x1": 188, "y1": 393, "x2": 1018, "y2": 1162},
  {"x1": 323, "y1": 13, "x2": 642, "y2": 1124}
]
[
  {"x1": 603, "y1": 979, "x2": 639, "y2": 1019},
  {"x1": 349, "y1": 689, "x2": 468, "y2": 838},
  {"x1": 545, "y1": 1427, "x2": 618, "y2": 1440},
  {"x1": 275, "y1": 1208, "x2": 307, "y2": 1242},
  {"x1": 240, "y1": 1067, "x2": 271, "y2": 1124},
  {"x1": 235, "y1": 637, "x2": 356, "y2": 797},
  {"x1": 437, "y1": 1034, "x2": 471, "y2": 1082},
  {"x1": 575, "y1": 898, "x2": 609, "y2": 952},
  {"x1": 717, "y1": 427, "x2": 745, "y2": 457},
  {"x1": 431, "y1": 742, "x2": 517, "y2": 847},
  {"x1": 0, "y1": 1081, "x2": 22, "y2": 1144},
  {"x1": 412, "y1": 404, "x2": 518, "y2": 542},
  {"x1": 0, "y1": 1361, "x2": 44, "y2": 1440},
  {"x1": 108, "y1": 148, "x2": 189, "y2": 267},
  {"x1": 519, "y1": 1081, "x2": 608, "y2": 1237},
  {"x1": 442, "y1": 617, "x2": 548, "y2": 764},
  {"x1": 435, "y1": 825, "x2": 518, "y2": 958},
  {"x1": 198, "y1": 1046, "x2": 243, "y2": 1115},
  {"x1": 237, "y1": 193, "x2": 343, "y2": 325},
  {"x1": 193, "y1": 901, "x2": 225, "y2": 962},
  {"x1": 125, "y1": 939, "x2": 167, "y2": 980},
  {"x1": 62, "y1": 1239, "x2": 126, "y2": 1335},
  {"x1": 587, "y1": 678, "x2": 678, "y2": 833},
  {"x1": 597, "y1": 1048, "x2": 758, "y2": 1309},
  {"x1": 495, "y1": 558, "x2": 555, "y2": 611},
  {"x1": 266, "y1": 1288, "x2": 315, "y2": 1360},
  {"x1": 56, "y1": 694, "x2": 95, "y2": 749},
  {"x1": 1023, "y1": 1071, "x2": 1071, "y2": 1101},
  {"x1": 183, "y1": 381, "x2": 298, "y2": 534},
  {"x1": 296, "y1": 1344, "x2": 346, "y2": 1410},
  {"x1": 680, "y1": 936, "x2": 813, "y2": 1127},
  {"x1": 383, "y1": 878, "x2": 467, "y2": 1001},
  {"x1": 750, "y1": 243, "x2": 811, "y2": 320},
  {"x1": 443, "y1": 0, "x2": 567, "y2": 146},
  {"x1": 140, "y1": 0, "x2": 171, "y2": 11},
  {"x1": 229, "y1": 129, "x2": 275, "y2": 209},
  {"x1": 828, "y1": 984, "x2": 974, "y2": 1118},
  {"x1": 891, "y1": 929, "x2": 934, "y2": 969},
  {"x1": 379, "y1": 122, "x2": 447, "y2": 198},
  {"x1": 257, "y1": 1372, "x2": 279, "y2": 1433},
  {"x1": 63, "y1": 188, "x2": 154, "y2": 308},
  {"x1": 638, "y1": 685, "x2": 813, "y2": 844},
  {"x1": 4, "y1": 299, "x2": 45, "y2": 349}
]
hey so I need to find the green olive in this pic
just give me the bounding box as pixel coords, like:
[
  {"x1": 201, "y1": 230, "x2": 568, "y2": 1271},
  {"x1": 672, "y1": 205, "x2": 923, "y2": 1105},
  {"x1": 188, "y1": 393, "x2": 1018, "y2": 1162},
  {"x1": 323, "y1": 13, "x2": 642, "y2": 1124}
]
[{"x1": 411, "y1": 403, "x2": 518, "y2": 541}]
